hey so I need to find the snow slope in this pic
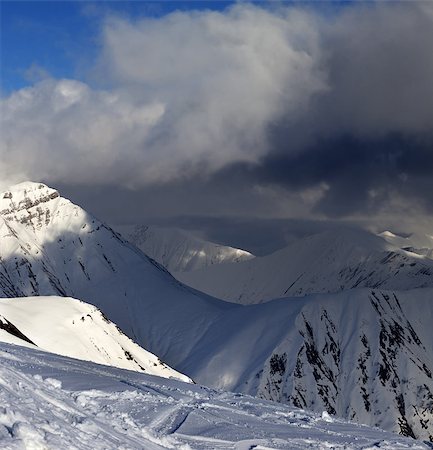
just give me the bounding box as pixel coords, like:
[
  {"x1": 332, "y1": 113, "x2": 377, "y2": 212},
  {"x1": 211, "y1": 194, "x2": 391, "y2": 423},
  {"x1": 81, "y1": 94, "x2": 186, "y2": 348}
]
[
  {"x1": 176, "y1": 228, "x2": 433, "y2": 304},
  {"x1": 0, "y1": 342, "x2": 429, "y2": 450},
  {"x1": 116, "y1": 224, "x2": 253, "y2": 273},
  {"x1": 0, "y1": 296, "x2": 190, "y2": 381}
]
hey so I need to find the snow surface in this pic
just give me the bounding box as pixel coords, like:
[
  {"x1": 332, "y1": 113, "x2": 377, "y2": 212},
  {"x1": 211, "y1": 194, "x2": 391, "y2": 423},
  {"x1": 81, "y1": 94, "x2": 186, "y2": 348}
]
[
  {"x1": 176, "y1": 228, "x2": 433, "y2": 304},
  {"x1": 115, "y1": 224, "x2": 253, "y2": 273},
  {"x1": 0, "y1": 296, "x2": 190, "y2": 381},
  {"x1": 0, "y1": 341, "x2": 429, "y2": 450}
]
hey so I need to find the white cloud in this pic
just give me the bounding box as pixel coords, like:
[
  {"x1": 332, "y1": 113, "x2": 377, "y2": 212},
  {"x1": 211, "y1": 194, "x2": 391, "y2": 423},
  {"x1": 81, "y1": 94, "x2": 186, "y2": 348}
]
[
  {"x1": 1, "y1": 79, "x2": 165, "y2": 188},
  {"x1": 1, "y1": 4, "x2": 326, "y2": 189}
]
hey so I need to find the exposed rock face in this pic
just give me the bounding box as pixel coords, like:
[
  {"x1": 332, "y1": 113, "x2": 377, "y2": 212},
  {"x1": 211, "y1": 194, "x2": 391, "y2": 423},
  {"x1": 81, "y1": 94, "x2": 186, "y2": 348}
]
[
  {"x1": 257, "y1": 290, "x2": 433, "y2": 441},
  {"x1": 0, "y1": 181, "x2": 125, "y2": 298}
]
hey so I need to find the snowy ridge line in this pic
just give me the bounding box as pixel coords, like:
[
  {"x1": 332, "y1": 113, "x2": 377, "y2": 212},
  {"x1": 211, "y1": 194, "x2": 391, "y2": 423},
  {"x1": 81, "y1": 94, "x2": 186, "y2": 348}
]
[
  {"x1": 176, "y1": 227, "x2": 433, "y2": 304},
  {"x1": 380, "y1": 231, "x2": 433, "y2": 260},
  {"x1": 115, "y1": 224, "x2": 254, "y2": 273},
  {"x1": 0, "y1": 342, "x2": 429, "y2": 450}
]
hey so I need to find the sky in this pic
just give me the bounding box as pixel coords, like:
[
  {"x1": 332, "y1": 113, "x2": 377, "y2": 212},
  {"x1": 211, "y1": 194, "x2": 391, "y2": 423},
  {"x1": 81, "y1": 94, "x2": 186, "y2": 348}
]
[{"x1": 1, "y1": 1, "x2": 433, "y2": 254}]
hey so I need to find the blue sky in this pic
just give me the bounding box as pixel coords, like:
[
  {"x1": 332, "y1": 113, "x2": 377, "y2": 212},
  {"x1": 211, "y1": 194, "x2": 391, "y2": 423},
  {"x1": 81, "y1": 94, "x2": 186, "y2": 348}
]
[
  {"x1": 1, "y1": 1, "x2": 248, "y2": 94},
  {"x1": 1, "y1": 0, "x2": 349, "y2": 94}
]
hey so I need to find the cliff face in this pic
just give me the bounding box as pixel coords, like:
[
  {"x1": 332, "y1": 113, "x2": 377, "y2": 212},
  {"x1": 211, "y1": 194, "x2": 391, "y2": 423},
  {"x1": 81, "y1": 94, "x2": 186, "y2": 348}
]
[{"x1": 257, "y1": 289, "x2": 433, "y2": 441}]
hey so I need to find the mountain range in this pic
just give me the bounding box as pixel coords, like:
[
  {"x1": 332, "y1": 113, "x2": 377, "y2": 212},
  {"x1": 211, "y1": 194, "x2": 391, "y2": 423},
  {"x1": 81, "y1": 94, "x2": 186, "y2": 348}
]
[
  {"x1": 1, "y1": 181, "x2": 432, "y2": 442},
  {"x1": 176, "y1": 228, "x2": 433, "y2": 304}
]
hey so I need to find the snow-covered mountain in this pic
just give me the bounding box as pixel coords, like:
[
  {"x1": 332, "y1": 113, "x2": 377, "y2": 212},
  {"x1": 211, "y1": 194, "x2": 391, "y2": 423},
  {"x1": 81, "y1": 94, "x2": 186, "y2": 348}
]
[
  {"x1": 0, "y1": 181, "x2": 229, "y2": 369},
  {"x1": 0, "y1": 296, "x2": 190, "y2": 381},
  {"x1": 176, "y1": 228, "x2": 433, "y2": 304},
  {"x1": 1, "y1": 182, "x2": 433, "y2": 441},
  {"x1": 116, "y1": 224, "x2": 253, "y2": 272},
  {"x1": 0, "y1": 342, "x2": 429, "y2": 450},
  {"x1": 380, "y1": 231, "x2": 433, "y2": 260}
]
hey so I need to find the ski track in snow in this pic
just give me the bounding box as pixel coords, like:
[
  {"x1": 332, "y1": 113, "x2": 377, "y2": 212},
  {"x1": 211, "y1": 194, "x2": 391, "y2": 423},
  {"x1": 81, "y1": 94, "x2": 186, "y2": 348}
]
[{"x1": 0, "y1": 343, "x2": 430, "y2": 450}]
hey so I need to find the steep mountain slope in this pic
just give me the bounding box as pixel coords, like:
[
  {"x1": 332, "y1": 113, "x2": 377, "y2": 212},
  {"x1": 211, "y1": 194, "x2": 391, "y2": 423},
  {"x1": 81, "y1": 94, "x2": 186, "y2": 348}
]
[
  {"x1": 116, "y1": 224, "x2": 253, "y2": 272},
  {"x1": 0, "y1": 296, "x2": 190, "y2": 381},
  {"x1": 176, "y1": 228, "x2": 433, "y2": 304},
  {"x1": 380, "y1": 231, "x2": 433, "y2": 259},
  {"x1": 0, "y1": 181, "x2": 232, "y2": 368},
  {"x1": 254, "y1": 288, "x2": 433, "y2": 442},
  {"x1": 1, "y1": 342, "x2": 428, "y2": 450},
  {"x1": 1, "y1": 182, "x2": 432, "y2": 440},
  {"x1": 174, "y1": 288, "x2": 433, "y2": 441}
]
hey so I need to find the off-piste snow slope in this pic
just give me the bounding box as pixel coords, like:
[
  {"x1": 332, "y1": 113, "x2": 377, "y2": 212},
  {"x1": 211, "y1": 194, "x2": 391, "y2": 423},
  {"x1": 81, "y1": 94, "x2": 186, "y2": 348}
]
[
  {"x1": 176, "y1": 228, "x2": 433, "y2": 304},
  {"x1": 0, "y1": 342, "x2": 430, "y2": 450},
  {"x1": 0, "y1": 296, "x2": 190, "y2": 381},
  {"x1": 1, "y1": 182, "x2": 433, "y2": 441},
  {"x1": 116, "y1": 224, "x2": 254, "y2": 273}
]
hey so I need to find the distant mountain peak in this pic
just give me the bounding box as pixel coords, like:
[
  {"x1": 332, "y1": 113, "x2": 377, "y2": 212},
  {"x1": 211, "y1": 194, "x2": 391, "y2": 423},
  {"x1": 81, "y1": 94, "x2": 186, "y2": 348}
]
[
  {"x1": 177, "y1": 227, "x2": 433, "y2": 303},
  {"x1": 116, "y1": 224, "x2": 254, "y2": 273},
  {"x1": 380, "y1": 230, "x2": 399, "y2": 238}
]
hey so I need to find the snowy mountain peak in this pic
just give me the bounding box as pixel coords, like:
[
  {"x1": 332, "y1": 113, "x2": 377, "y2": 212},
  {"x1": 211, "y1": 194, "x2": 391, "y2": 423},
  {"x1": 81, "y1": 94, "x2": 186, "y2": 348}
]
[
  {"x1": 1, "y1": 181, "x2": 59, "y2": 214},
  {"x1": 380, "y1": 229, "x2": 433, "y2": 259},
  {"x1": 0, "y1": 181, "x2": 74, "y2": 235},
  {"x1": 380, "y1": 230, "x2": 398, "y2": 238},
  {"x1": 116, "y1": 224, "x2": 254, "y2": 272}
]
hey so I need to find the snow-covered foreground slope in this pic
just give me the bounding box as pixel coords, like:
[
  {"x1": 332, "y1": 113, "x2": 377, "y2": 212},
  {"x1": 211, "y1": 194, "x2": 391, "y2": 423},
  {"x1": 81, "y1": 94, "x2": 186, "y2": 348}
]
[
  {"x1": 116, "y1": 224, "x2": 253, "y2": 273},
  {"x1": 176, "y1": 228, "x2": 433, "y2": 304},
  {"x1": 0, "y1": 342, "x2": 429, "y2": 450},
  {"x1": 0, "y1": 296, "x2": 190, "y2": 381}
]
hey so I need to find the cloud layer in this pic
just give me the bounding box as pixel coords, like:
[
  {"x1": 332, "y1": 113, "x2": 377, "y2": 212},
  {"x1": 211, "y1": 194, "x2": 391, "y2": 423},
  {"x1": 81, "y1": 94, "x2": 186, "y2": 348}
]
[
  {"x1": 1, "y1": 1, "x2": 433, "y2": 234},
  {"x1": 1, "y1": 4, "x2": 325, "y2": 188}
]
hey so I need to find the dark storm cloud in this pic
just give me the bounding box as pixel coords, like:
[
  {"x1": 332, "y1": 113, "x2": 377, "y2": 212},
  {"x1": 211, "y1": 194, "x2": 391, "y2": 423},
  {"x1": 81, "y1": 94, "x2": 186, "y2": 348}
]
[
  {"x1": 251, "y1": 133, "x2": 433, "y2": 217},
  {"x1": 55, "y1": 180, "x2": 362, "y2": 255}
]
